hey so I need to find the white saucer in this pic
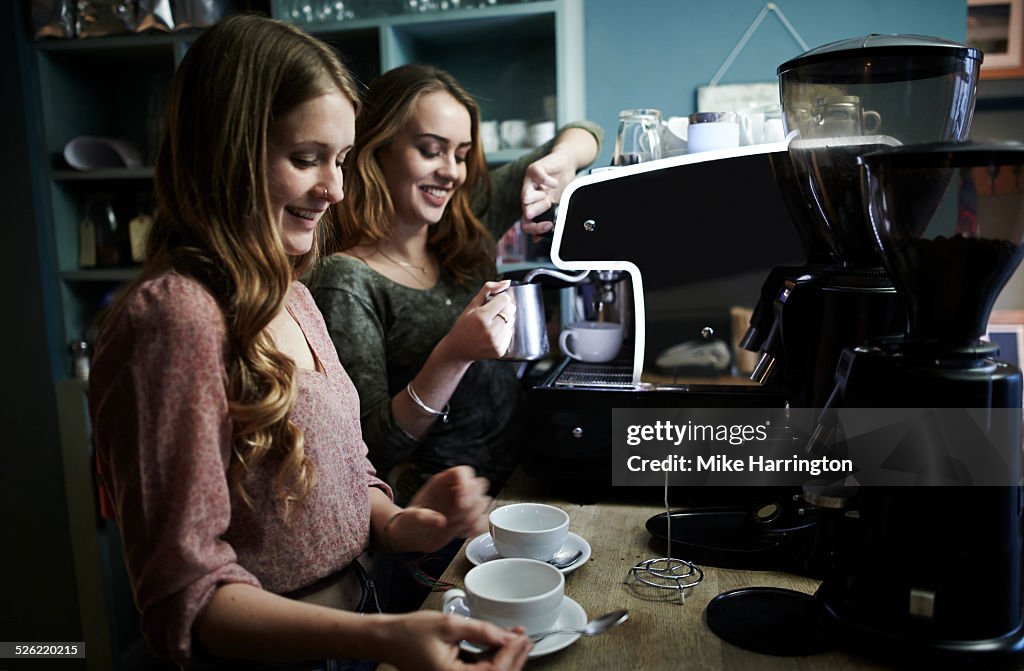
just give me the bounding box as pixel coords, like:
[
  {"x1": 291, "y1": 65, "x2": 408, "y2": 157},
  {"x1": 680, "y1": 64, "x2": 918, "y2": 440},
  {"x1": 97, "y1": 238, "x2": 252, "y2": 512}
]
[
  {"x1": 450, "y1": 596, "x2": 587, "y2": 659},
  {"x1": 465, "y1": 531, "x2": 591, "y2": 574},
  {"x1": 528, "y1": 596, "x2": 587, "y2": 658}
]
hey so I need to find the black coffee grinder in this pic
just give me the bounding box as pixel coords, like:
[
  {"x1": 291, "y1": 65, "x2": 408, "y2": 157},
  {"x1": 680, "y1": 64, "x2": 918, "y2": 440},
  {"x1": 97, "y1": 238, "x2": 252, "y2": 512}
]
[
  {"x1": 686, "y1": 36, "x2": 985, "y2": 576},
  {"x1": 808, "y1": 142, "x2": 1024, "y2": 666},
  {"x1": 708, "y1": 34, "x2": 1024, "y2": 665},
  {"x1": 744, "y1": 35, "x2": 983, "y2": 409}
]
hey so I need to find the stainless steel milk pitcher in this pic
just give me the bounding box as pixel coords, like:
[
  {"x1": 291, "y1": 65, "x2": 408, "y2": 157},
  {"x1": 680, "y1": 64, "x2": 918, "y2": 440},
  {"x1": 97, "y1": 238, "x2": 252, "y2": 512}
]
[{"x1": 498, "y1": 268, "x2": 591, "y2": 361}]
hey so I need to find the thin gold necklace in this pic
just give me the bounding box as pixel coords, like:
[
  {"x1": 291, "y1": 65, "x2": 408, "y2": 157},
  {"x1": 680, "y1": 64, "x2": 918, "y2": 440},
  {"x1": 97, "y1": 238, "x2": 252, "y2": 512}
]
[
  {"x1": 375, "y1": 247, "x2": 433, "y2": 288},
  {"x1": 376, "y1": 248, "x2": 428, "y2": 274}
]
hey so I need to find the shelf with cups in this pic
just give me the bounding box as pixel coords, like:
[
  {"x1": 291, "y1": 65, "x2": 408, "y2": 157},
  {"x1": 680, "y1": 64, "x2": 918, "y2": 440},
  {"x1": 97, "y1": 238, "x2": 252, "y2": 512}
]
[
  {"x1": 47, "y1": 169, "x2": 153, "y2": 350},
  {"x1": 279, "y1": 0, "x2": 584, "y2": 130},
  {"x1": 32, "y1": 0, "x2": 583, "y2": 380},
  {"x1": 34, "y1": 28, "x2": 172, "y2": 371},
  {"x1": 35, "y1": 35, "x2": 180, "y2": 152}
]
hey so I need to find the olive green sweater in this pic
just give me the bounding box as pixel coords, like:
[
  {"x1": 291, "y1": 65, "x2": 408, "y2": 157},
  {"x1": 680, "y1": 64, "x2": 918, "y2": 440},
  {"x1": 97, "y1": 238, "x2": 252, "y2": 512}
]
[{"x1": 307, "y1": 121, "x2": 603, "y2": 500}]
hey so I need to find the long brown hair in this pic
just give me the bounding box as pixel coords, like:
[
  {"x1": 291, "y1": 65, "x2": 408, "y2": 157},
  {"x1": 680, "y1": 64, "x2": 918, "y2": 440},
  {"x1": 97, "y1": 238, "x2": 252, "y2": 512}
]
[
  {"x1": 329, "y1": 63, "x2": 495, "y2": 286},
  {"x1": 104, "y1": 14, "x2": 361, "y2": 510}
]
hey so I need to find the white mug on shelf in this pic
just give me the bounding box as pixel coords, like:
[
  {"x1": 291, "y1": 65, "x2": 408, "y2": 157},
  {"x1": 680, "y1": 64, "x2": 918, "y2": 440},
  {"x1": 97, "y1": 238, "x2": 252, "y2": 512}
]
[
  {"x1": 480, "y1": 120, "x2": 500, "y2": 154},
  {"x1": 528, "y1": 120, "x2": 556, "y2": 147},
  {"x1": 499, "y1": 119, "x2": 528, "y2": 149}
]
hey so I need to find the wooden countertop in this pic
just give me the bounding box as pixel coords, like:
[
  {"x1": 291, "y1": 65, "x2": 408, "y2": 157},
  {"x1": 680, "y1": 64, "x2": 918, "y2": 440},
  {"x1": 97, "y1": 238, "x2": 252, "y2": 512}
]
[{"x1": 378, "y1": 470, "x2": 891, "y2": 671}]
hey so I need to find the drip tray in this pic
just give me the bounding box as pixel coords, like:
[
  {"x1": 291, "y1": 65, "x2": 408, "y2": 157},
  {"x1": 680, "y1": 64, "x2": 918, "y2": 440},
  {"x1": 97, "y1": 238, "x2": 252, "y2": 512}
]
[{"x1": 552, "y1": 362, "x2": 635, "y2": 388}]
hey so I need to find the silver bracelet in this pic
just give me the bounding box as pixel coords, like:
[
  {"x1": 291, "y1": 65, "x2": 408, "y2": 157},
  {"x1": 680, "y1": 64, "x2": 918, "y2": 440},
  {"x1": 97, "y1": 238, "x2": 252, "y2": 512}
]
[{"x1": 405, "y1": 382, "x2": 450, "y2": 424}]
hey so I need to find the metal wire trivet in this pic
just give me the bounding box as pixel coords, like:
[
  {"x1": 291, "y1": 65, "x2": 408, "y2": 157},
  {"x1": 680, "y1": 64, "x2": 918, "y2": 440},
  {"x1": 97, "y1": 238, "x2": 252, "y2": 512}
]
[{"x1": 625, "y1": 471, "x2": 704, "y2": 604}]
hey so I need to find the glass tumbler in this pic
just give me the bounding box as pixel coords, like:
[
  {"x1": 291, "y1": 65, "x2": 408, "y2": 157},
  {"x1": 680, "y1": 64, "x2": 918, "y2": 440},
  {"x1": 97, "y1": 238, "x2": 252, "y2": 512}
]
[{"x1": 612, "y1": 108, "x2": 663, "y2": 166}]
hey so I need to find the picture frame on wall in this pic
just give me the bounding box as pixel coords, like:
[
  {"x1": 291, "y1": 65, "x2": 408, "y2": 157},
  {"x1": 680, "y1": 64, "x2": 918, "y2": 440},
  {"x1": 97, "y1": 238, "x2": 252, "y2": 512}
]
[{"x1": 967, "y1": 0, "x2": 1024, "y2": 79}]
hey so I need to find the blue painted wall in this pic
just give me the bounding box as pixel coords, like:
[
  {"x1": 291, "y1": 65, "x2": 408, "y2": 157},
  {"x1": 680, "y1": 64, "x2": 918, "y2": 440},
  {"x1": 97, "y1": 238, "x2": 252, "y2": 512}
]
[{"x1": 583, "y1": 0, "x2": 968, "y2": 166}]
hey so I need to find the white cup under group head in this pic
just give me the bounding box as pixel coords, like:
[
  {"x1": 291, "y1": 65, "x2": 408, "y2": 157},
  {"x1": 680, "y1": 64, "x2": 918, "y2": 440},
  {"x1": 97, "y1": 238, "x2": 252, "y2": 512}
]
[
  {"x1": 489, "y1": 502, "x2": 570, "y2": 561},
  {"x1": 559, "y1": 321, "x2": 623, "y2": 363},
  {"x1": 441, "y1": 557, "x2": 565, "y2": 634}
]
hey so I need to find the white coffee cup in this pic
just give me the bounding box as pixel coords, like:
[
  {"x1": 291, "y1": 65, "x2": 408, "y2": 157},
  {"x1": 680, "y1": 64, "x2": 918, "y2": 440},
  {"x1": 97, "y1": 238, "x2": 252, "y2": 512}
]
[
  {"x1": 500, "y1": 119, "x2": 528, "y2": 149},
  {"x1": 441, "y1": 558, "x2": 564, "y2": 634},
  {"x1": 489, "y1": 502, "x2": 569, "y2": 561},
  {"x1": 528, "y1": 120, "x2": 556, "y2": 147},
  {"x1": 480, "y1": 120, "x2": 500, "y2": 154},
  {"x1": 558, "y1": 321, "x2": 623, "y2": 363}
]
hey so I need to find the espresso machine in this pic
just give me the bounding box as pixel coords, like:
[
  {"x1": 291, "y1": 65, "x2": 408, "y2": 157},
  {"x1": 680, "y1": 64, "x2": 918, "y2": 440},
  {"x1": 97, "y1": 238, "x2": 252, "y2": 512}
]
[{"x1": 521, "y1": 143, "x2": 805, "y2": 498}]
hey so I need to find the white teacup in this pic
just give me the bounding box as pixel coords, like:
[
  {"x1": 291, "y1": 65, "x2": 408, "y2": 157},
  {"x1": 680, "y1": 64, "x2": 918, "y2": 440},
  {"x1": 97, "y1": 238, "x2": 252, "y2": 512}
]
[
  {"x1": 489, "y1": 502, "x2": 569, "y2": 561},
  {"x1": 558, "y1": 321, "x2": 623, "y2": 363},
  {"x1": 441, "y1": 558, "x2": 565, "y2": 634}
]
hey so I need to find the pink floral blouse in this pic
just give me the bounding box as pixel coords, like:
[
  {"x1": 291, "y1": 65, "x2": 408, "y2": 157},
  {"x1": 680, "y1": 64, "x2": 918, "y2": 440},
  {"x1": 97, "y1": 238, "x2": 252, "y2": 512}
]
[{"x1": 89, "y1": 273, "x2": 389, "y2": 664}]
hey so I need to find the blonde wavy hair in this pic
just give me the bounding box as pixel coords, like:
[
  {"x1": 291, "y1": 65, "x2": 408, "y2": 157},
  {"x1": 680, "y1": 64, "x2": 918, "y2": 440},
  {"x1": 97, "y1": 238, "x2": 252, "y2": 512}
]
[
  {"x1": 328, "y1": 63, "x2": 495, "y2": 286},
  {"x1": 106, "y1": 14, "x2": 361, "y2": 511}
]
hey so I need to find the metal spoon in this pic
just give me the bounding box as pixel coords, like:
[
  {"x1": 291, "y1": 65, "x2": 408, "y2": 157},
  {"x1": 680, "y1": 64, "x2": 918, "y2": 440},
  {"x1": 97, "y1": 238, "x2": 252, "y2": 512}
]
[
  {"x1": 548, "y1": 549, "x2": 584, "y2": 569},
  {"x1": 528, "y1": 609, "x2": 630, "y2": 643},
  {"x1": 461, "y1": 610, "x2": 629, "y2": 658}
]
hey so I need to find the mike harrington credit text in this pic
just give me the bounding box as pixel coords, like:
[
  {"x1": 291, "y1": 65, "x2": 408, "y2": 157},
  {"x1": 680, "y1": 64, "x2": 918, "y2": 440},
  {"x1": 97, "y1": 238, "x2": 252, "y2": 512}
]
[
  {"x1": 623, "y1": 419, "x2": 853, "y2": 477},
  {"x1": 613, "y1": 408, "x2": 1022, "y2": 487}
]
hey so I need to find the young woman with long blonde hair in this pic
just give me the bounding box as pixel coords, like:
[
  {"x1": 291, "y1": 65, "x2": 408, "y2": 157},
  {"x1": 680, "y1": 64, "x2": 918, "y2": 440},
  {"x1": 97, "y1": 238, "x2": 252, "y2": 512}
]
[{"x1": 89, "y1": 16, "x2": 530, "y2": 671}]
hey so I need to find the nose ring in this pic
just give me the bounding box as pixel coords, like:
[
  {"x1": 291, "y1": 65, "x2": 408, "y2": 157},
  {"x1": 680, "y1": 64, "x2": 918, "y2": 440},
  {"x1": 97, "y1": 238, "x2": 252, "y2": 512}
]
[{"x1": 323, "y1": 186, "x2": 329, "y2": 199}]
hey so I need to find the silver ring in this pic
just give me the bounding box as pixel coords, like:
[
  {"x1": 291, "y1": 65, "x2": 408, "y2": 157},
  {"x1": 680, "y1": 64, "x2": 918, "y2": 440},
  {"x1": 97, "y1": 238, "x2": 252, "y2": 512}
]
[
  {"x1": 496, "y1": 312, "x2": 509, "y2": 324},
  {"x1": 323, "y1": 186, "x2": 329, "y2": 198}
]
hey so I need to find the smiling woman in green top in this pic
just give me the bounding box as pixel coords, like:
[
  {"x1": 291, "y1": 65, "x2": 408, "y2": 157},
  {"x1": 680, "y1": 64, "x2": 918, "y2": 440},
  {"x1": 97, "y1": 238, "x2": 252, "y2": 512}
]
[{"x1": 307, "y1": 64, "x2": 602, "y2": 502}]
